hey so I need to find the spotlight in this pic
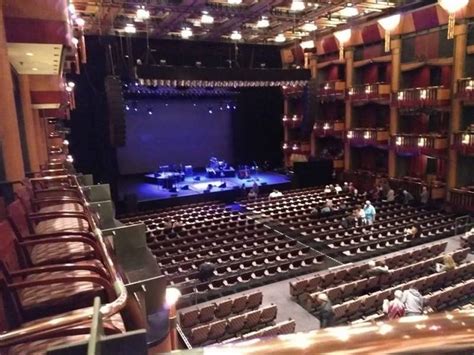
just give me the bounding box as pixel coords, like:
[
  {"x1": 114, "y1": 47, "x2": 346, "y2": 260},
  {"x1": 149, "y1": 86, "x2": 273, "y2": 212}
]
[
  {"x1": 208, "y1": 107, "x2": 214, "y2": 114},
  {"x1": 226, "y1": 103, "x2": 231, "y2": 110},
  {"x1": 125, "y1": 104, "x2": 130, "y2": 111},
  {"x1": 165, "y1": 103, "x2": 169, "y2": 107},
  {"x1": 147, "y1": 107, "x2": 153, "y2": 115}
]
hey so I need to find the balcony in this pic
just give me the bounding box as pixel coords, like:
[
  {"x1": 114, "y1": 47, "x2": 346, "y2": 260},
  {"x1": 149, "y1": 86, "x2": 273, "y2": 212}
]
[
  {"x1": 313, "y1": 121, "x2": 345, "y2": 137},
  {"x1": 282, "y1": 141, "x2": 311, "y2": 155},
  {"x1": 282, "y1": 114, "x2": 302, "y2": 128},
  {"x1": 333, "y1": 159, "x2": 344, "y2": 170},
  {"x1": 457, "y1": 78, "x2": 474, "y2": 101},
  {"x1": 346, "y1": 128, "x2": 389, "y2": 147},
  {"x1": 394, "y1": 86, "x2": 451, "y2": 109},
  {"x1": 393, "y1": 134, "x2": 448, "y2": 154},
  {"x1": 389, "y1": 177, "x2": 446, "y2": 200},
  {"x1": 282, "y1": 85, "x2": 305, "y2": 98},
  {"x1": 449, "y1": 187, "x2": 474, "y2": 212},
  {"x1": 452, "y1": 132, "x2": 474, "y2": 155},
  {"x1": 316, "y1": 81, "x2": 346, "y2": 100},
  {"x1": 347, "y1": 83, "x2": 390, "y2": 104}
]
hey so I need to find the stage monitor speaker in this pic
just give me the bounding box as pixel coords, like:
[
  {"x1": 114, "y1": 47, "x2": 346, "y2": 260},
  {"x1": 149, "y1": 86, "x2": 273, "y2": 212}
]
[
  {"x1": 293, "y1": 160, "x2": 333, "y2": 188},
  {"x1": 105, "y1": 76, "x2": 126, "y2": 147},
  {"x1": 181, "y1": 185, "x2": 189, "y2": 190},
  {"x1": 219, "y1": 182, "x2": 227, "y2": 189}
]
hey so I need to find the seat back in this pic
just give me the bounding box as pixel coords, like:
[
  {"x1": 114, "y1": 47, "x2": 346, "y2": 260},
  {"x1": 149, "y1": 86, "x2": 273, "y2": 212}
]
[{"x1": 7, "y1": 200, "x2": 30, "y2": 239}]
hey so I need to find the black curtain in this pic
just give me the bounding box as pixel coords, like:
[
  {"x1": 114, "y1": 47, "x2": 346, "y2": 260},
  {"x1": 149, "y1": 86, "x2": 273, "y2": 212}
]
[{"x1": 233, "y1": 88, "x2": 284, "y2": 169}]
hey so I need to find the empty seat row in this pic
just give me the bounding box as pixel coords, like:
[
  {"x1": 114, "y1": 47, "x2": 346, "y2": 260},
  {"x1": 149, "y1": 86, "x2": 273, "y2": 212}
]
[{"x1": 179, "y1": 291, "x2": 263, "y2": 328}]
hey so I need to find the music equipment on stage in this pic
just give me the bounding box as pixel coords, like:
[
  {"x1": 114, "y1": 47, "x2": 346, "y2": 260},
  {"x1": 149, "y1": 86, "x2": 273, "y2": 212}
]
[
  {"x1": 207, "y1": 157, "x2": 235, "y2": 178},
  {"x1": 181, "y1": 185, "x2": 189, "y2": 190},
  {"x1": 219, "y1": 182, "x2": 227, "y2": 189}
]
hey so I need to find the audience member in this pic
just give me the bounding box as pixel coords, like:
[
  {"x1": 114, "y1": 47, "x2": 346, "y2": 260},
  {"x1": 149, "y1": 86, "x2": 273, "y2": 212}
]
[
  {"x1": 364, "y1": 200, "x2": 376, "y2": 225},
  {"x1": 342, "y1": 182, "x2": 350, "y2": 193},
  {"x1": 382, "y1": 290, "x2": 405, "y2": 320},
  {"x1": 401, "y1": 288, "x2": 424, "y2": 316},
  {"x1": 420, "y1": 186, "x2": 429, "y2": 205},
  {"x1": 329, "y1": 184, "x2": 336, "y2": 193},
  {"x1": 324, "y1": 185, "x2": 331, "y2": 193},
  {"x1": 334, "y1": 184, "x2": 342, "y2": 193},
  {"x1": 404, "y1": 223, "x2": 421, "y2": 240},
  {"x1": 316, "y1": 293, "x2": 334, "y2": 328},
  {"x1": 435, "y1": 254, "x2": 457, "y2": 272},
  {"x1": 269, "y1": 189, "x2": 283, "y2": 199},
  {"x1": 356, "y1": 205, "x2": 365, "y2": 225},
  {"x1": 320, "y1": 201, "x2": 332, "y2": 215},
  {"x1": 310, "y1": 206, "x2": 320, "y2": 218},
  {"x1": 366, "y1": 260, "x2": 390, "y2": 276},
  {"x1": 341, "y1": 215, "x2": 356, "y2": 229},
  {"x1": 385, "y1": 188, "x2": 395, "y2": 202},
  {"x1": 402, "y1": 190, "x2": 415, "y2": 204},
  {"x1": 248, "y1": 183, "x2": 259, "y2": 200}
]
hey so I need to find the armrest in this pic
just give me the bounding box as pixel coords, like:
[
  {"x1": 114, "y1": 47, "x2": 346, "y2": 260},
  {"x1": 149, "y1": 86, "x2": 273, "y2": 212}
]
[
  {"x1": 28, "y1": 212, "x2": 90, "y2": 225},
  {"x1": 32, "y1": 197, "x2": 84, "y2": 208},
  {"x1": 11, "y1": 263, "x2": 108, "y2": 280},
  {"x1": 19, "y1": 236, "x2": 102, "y2": 259},
  {"x1": 9, "y1": 275, "x2": 115, "y2": 301}
]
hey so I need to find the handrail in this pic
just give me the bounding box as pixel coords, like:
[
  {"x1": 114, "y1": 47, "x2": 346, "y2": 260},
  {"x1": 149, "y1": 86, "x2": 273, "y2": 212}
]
[
  {"x1": 0, "y1": 174, "x2": 128, "y2": 346},
  {"x1": 196, "y1": 309, "x2": 474, "y2": 354}
]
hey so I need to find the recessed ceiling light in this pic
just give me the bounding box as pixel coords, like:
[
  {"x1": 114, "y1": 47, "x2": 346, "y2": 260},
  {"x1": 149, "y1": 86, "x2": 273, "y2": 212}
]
[
  {"x1": 257, "y1": 16, "x2": 270, "y2": 28},
  {"x1": 26, "y1": 52, "x2": 34, "y2": 56},
  {"x1": 230, "y1": 30, "x2": 242, "y2": 41},
  {"x1": 32, "y1": 68, "x2": 38, "y2": 71},
  {"x1": 275, "y1": 33, "x2": 286, "y2": 43}
]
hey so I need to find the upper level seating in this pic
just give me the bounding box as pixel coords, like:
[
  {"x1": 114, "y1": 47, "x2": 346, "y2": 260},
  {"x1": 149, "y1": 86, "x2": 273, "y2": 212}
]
[{"x1": 0, "y1": 175, "x2": 126, "y2": 354}]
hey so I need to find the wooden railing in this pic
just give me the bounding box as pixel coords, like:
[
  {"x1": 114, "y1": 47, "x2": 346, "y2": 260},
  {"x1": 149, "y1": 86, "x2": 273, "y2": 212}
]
[
  {"x1": 346, "y1": 128, "x2": 389, "y2": 146},
  {"x1": 282, "y1": 141, "x2": 311, "y2": 154},
  {"x1": 457, "y1": 78, "x2": 474, "y2": 100},
  {"x1": 282, "y1": 114, "x2": 302, "y2": 128},
  {"x1": 348, "y1": 82, "x2": 390, "y2": 102},
  {"x1": 395, "y1": 86, "x2": 451, "y2": 108},
  {"x1": 344, "y1": 170, "x2": 387, "y2": 192},
  {"x1": 282, "y1": 85, "x2": 305, "y2": 98},
  {"x1": 316, "y1": 80, "x2": 346, "y2": 98},
  {"x1": 392, "y1": 134, "x2": 448, "y2": 153},
  {"x1": 449, "y1": 187, "x2": 474, "y2": 212},
  {"x1": 313, "y1": 121, "x2": 345, "y2": 137},
  {"x1": 389, "y1": 177, "x2": 446, "y2": 200},
  {"x1": 452, "y1": 132, "x2": 474, "y2": 154}
]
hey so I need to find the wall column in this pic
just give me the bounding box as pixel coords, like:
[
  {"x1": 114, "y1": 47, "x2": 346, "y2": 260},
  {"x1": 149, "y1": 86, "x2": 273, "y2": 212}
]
[
  {"x1": 33, "y1": 110, "x2": 48, "y2": 166},
  {"x1": 0, "y1": 0, "x2": 25, "y2": 180},
  {"x1": 389, "y1": 38, "x2": 402, "y2": 178},
  {"x1": 18, "y1": 75, "x2": 40, "y2": 172},
  {"x1": 344, "y1": 48, "x2": 354, "y2": 171},
  {"x1": 448, "y1": 23, "x2": 467, "y2": 191},
  {"x1": 310, "y1": 54, "x2": 318, "y2": 157}
]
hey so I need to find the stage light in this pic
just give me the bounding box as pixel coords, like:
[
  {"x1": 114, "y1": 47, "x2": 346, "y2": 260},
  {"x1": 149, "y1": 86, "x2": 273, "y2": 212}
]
[
  {"x1": 125, "y1": 103, "x2": 130, "y2": 111},
  {"x1": 230, "y1": 30, "x2": 242, "y2": 41},
  {"x1": 208, "y1": 107, "x2": 213, "y2": 114},
  {"x1": 257, "y1": 16, "x2": 270, "y2": 29},
  {"x1": 219, "y1": 106, "x2": 224, "y2": 111},
  {"x1": 124, "y1": 23, "x2": 137, "y2": 34},
  {"x1": 290, "y1": 0, "x2": 305, "y2": 12},
  {"x1": 226, "y1": 103, "x2": 231, "y2": 110},
  {"x1": 165, "y1": 103, "x2": 169, "y2": 107},
  {"x1": 147, "y1": 107, "x2": 153, "y2": 115},
  {"x1": 181, "y1": 27, "x2": 193, "y2": 39},
  {"x1": 275, "y1": 33, "x2": 286, "y2": 43},
  {"x1": 201, "y1": 11, "x2": 214, "y2": 25},
  {"x1": 233, "y1": 105, "x2": 237, "y2": 110}
]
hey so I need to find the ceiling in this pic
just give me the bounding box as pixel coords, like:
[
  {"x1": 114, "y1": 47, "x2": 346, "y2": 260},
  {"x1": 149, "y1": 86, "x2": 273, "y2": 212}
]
[
  {"x1": 7, "y1": 43, "x2": 63, "y2": 75},
  {"x1": 70, "y1": 0, "x2": 427, "y2": 45}
]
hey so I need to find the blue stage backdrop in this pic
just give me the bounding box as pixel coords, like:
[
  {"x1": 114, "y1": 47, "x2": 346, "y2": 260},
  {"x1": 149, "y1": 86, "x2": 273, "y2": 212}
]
[{"x1": 117, "y1": 99, "x2": 233, "y2": 175}]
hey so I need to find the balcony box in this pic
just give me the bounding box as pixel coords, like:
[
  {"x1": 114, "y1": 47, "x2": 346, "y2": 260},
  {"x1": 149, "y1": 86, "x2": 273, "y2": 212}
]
[
  {"x1": 317, "y1": 81, "x2": 346, "y2": 99},
  {"x1": 313, "y1": 121, "x2": 345, "y2": 137},
  {"x1": 393, "y1": 134, "x2": 448, "y2": 154},
  {"x1": 394, "y1": 86, "x2": 451, "y2": 109},
  {"x1": 282, "y1": 114, "x2": 302, "y2": 128},
  {"x1": 346, "y1": 128, "x2": 389, "y2": 147},
  {"x1": 457, "y1": 78, "x2": 474, "y2": 101},
  {"x1": 452, "y1": 132, "x2": 474, "y2": 155},
  {"x1": 348, "y1": 83, "x2": 391, "y2": 103}
]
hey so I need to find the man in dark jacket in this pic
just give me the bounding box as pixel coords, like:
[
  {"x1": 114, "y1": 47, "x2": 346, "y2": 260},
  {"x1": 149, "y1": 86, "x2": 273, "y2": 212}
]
[{"x1": 316, "y1": 293, "x2": 334, "y2": 328}]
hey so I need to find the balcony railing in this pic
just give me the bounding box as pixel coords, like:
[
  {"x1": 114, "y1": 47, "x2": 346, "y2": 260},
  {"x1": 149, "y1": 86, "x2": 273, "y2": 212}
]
[
  {"x1": 452, "y1": 131, "x2": 474, "y2": 155},
  {"x1": 282, "y1": 85, "x2": 305, "y2": 98},
  {"x1": 394, "y1": 86, "x2": 451, "y2": 109},
  {"x1": 282, "y1": 114, "x2": 302, "y2": 128},
  {"x1": 449, "y1": 187, "x2": 474, "y2": 212},
  {"x1": 389, "y1": 177, "x2": 446, "y2": 200},
  {"x1": 347, "y1": 83, "x2": 390, "y2": 102},
  {"x1": 393, "y1": 134, "x2": 448, "y2": 154},
  {"x1": 457, "y1": 78, "x2": 474, "y2": 100},
  {"x1": 313, "y1": 121, "x2": 345, "y2": 137},
  {"x1": 346, "y1": 128, "x2": 389, "y2": 147},
  {"x1": 316, "y1": 80, "x2": 346, "y2": 99},
  {"x1": 282, "y1": 141, "x2": 311, "y2": 155}
]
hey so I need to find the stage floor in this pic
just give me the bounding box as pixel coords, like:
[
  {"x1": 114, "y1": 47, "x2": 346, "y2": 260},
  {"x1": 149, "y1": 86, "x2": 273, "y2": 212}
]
[{"x1": 117, "y1": 171, "x2": 291, "y2": 205}]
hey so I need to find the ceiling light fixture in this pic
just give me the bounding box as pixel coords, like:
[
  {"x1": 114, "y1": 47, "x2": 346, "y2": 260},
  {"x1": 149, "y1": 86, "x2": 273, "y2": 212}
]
[
  {"x1": 378, "y1": 14, "x2": 401, "y2": 52},
  {"x1": 290, "y1": 0, "x2": 305, "y2": 12},
  {"x1": 227, "y1": 0, "x2": 242, "y2": 4},
  {"x1": 302, "y1": 22, "x2": 317, "y2": 32},
  {"x1": 26, "y1": 52, "x2": 34, "y2": 56},
  {"x1": 124, "y1": 23, "x2": 137, "y2": 34},
  {"x1": 257, "y1": 16, "x2": 270, "y2": 28},
  {"x1": 136, "y1": 6, "x2": 150, "y2": 21},
  {"x1": 230, "y1": 30, "x2": 242, "y2": 41},
  {"x1": 181, "y1": 27, "x2": 193, "y2": 39},
  {"x1": 300, "y1": 40, "x2": 315, "y2": 49},
  {"x1": 438, "y1": 0, "x2": 469, "y2": 39},
  {"x1": 340, "y1": 5, "x2": 359, "y2": 17},
  {"x1": 201, "y1": 11, "x2": 214, "y2": 24},
  {"x1": 275, "y1": 33, "x2": 286, "y2": 43},
  {"x1": 32, "y1": 67, "x2": 38, "y2": 71}
]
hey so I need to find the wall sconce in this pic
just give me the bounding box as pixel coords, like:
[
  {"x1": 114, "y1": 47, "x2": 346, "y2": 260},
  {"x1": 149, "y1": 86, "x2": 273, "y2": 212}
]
[
  {"x1": 418, "y1": 137, "x2": 426, "y2": 147},
  {"x1": 397, "y1": 92, "x2": 404, "y2": 101},
  {"x1": 363, "y1": 131, "x2": 370, "y2": 140},
  {"x1": 282, "y1": 115, "x2": 288, "y2": 121},
  {"x1": 438, "y1": 0, "x2": 469, "y2": 39},
  {"x1": 462, "y1": 133, "x2": 471, "y2": 145},
  {"x1": 323, "y1": 123, "x2": 330, "y2": 130},
  {"x1": 347, "y1": 131, "x2": 354, "y2": 139},
  {"x1": 283, "y1": 143, "x2": 289, "y2": 150},
  {"x1": 395, "y1": 137, "x2": 402, "y2": 146},
  {"x1": 334, "y1": 29, "x2": 352, "y2": 60},
  {"x1": 348, "y1": 88, "x2": 354, "y2": 96},
  {"x1": 420, "y1": 89, "x2": 427, "y2": 100},
  {"x1": 292, "y1": 114, "x2": 298, "y2": 121},
  {"x1": 292, "y1": 143, "x2": 299, "y2": 151},
  {"x1": 378, "y1": 14, "x2": 401, "y2": 52}
]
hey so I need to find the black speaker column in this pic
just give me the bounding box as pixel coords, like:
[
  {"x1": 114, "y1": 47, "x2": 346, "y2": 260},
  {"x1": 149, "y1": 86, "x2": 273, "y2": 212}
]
[{"x1": 104, "y1": 76, "x2": 126, "y2": 147}]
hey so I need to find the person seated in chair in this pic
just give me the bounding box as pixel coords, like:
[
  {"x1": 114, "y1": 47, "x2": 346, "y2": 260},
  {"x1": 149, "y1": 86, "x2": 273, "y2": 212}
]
[
  {"x1": 403, "y1": 223, "x2": 421, "y2": 240},
  {"x1": 401, "y1": 288, "x2": 424, "y2": 316},
  {"x1": 382, "y1": 290, "x2": 405, "y2": 320},
  {"x1": 435, "y1": 254, "x2": 457, "y2": 273},
  {"x1": 310, "y1": 206, "x2": 320, "y2": 218},
  {"x1": 269, "y1": 189, "x2": 283, "y2": 199},
  {"x1": 402, "y1": 190, "x2": 415, "y2": 205},
  {"x1": 366, "y1": 260, "x2": 390, "y2": 277},
  {"x1": 420, "y1": 186, "x2": 429, "y2": 205}
]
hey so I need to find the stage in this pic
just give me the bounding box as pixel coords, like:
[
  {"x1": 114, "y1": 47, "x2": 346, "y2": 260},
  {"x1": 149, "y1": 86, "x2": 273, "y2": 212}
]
[{"x1": 117, "y1": 171, "x2": 291, "y2": 211}]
